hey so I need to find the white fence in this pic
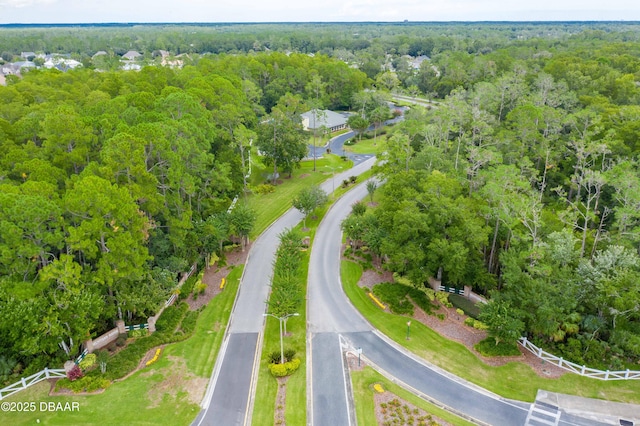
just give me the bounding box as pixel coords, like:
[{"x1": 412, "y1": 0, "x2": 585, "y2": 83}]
[
  {"x1": 519, "y1": 337, "x2": 640, "y2": 380},
  {"x1": 0, "y1": 368, "x2": 66, "y2": 400}
]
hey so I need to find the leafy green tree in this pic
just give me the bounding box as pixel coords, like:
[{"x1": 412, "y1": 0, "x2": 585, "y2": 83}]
[
  {"x1": 347, "y1": 114, "x2": 369, "y2": 141},
  {"x1": 292, "y1": 185, "x2": 328, "y2": 229},
  {"x1": 228, "y1": 202, "x2": 256, "y2": 251},
  {"x1": 479, "y1": 300, "x2": 524, "y2": 346},
  {"x1": 256, "y1": 107, "x2": 307, "y2": 183}
]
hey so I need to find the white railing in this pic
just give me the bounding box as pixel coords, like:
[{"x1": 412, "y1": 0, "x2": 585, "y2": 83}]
[
  {"x1": 519, "y1": 337, "x2": 640, "y2": 380},
  {"x1": 0, "y1": 368, "x2": 66, "y2": 400}
]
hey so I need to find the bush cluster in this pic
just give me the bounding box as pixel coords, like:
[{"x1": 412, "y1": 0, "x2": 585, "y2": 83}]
[
  {"x1": 178, "y1": 273, "x2": 200, "y2": 301},
  {"x1": 449, "y1": 294, "x2": 481, "y2": 319},
  {"x1": 78, "y1": 353, "x2": 97, "y2": 371},
  {"x1": 253, "y1": 183, "x2": 276, "y2": 194},
  {"x1": 268, "y1": 358, "x2": 301, "y2": 377},
  {"x1": 372, "y1": 282, "x2": 437, "y2": 316},
  {"x1": 128, "y1": 328, "x2": 149, "y2": 338},
  {"x1": 475, "y1": 337, "x2": 520, "y2": 357},
  {"x1": 66, "y1": 364, "x2": 83, "y2": 381},
  {"x1": 267, "y1": 349, "x2": 296, "y2": 364},
  {"x1": 464, "y1": 317, "x2": 488, "y2": 330},
  {"x1": 267, "y1": 228, "x2": 304, "y2": 317},
  {"x1": 99, "y1": 303, "x2": 191, "y2": 382},
  {"x1": 55, "y1": 375, "x2": 111, "y2": 393}
]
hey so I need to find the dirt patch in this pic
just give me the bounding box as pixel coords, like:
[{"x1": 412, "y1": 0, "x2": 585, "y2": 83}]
[
  {"x1": 146, "y1": 356, "x2": 208, "y2": 408},
  {"x1": 186, "y1": 244, "x2": 250, "y2": 311},
  {"x1": 357, "y1": 268, "x2": 394, "y2": 290},
  {"x1": 299, "y1": 173, "x2": 311, "y2": 178},
  {"x1": 274, "y1": 376, "x2": 288, "y2": 425}
]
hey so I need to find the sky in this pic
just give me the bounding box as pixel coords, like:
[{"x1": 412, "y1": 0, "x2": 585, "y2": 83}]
[{"x1": 0, "y1": 0, "x2": 638, "y2": 24}]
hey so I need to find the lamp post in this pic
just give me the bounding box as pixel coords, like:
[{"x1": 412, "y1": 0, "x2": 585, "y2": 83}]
[
  {"x1": 406, "y1": 321, "x2": 411, "y2": 340},
  {"x1": 264, "y1": 313, "x2": 299, "y2": 364},
  {"x1": 325, "y1": 165, "x2": 337, "y2": 194}
]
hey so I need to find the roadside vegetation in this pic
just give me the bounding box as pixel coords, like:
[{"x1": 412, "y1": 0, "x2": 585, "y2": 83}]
[
  {"x1": 351, "y1": 367, "x2": 476, "y2": 426},
  {"x1": 342, "y1": 259, "x2": 640, "y2": 404},
  {"x1": 2, "y1": 267, "x2": 243, "y2": 425}
]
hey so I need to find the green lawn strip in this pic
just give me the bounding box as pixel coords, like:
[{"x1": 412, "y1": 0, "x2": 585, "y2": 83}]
[
  {"x1": 252, "y1": 255, "x2": 308, "y2": 426},
  {"x1": 3, "y1": 266, "x2": 244, "y2": 426},
  {"x1": 341, "y1": 260, "x2": 640, "y2": 405},
  {"x1": 247, "y1": 154, "x2": 353, "y2": 238},
  {"x1": 351, "y1": 366, "x2": 475, "y2": 426},
  {"x1": 252, "y1": 284, "x2": 307, "y2": 426},
  {"x1": 168, "y1": 266, "x2": 243, "y2": 377},
  {"x1": 343, "y1": 136, "x2": 385, "y2": 155},
  {"x1": 252, "y1": 176, "x2": 376, "y2": 425}
]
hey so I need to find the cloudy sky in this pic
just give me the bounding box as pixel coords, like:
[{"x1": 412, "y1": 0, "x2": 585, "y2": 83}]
[{"x1": 0, "y1": 0, "x2": 638, "y2": 23}]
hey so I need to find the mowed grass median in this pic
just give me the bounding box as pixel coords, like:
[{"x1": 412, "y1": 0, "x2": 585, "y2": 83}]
[
  {"x1": 2, "y1": 266, "x2": 243, "y2": 426},
  {"x1": 247, "y1": 153, "x2": 352, "y2": 237},
  {"x1": 342, "y1": 260, "x2": 640, "y2": 405}
]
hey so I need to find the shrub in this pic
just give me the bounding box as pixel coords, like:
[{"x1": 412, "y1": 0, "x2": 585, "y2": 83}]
[
  {"x1": 351, "y1": 201, "x2": 367, "y2": 216},
  {"x1": 179, "y1": 272, "x2": 200, "y2": 300},
  {"x1": 283, "y1": 348, "x2": 296, "y2": 362},
  {"x1": 116, "y1": 334, "x2": 127, "y2": 347},
  {"x1": 449, "y1": 294, "x2": 481, "y2": 319},
  {"x1": 78, "y1": 353, "x2": 97, "y2": 371},
  {"x1": 342, "y1": 179, "x2": 350, "y2": 188},
  {"x1": 372, "y1": 283, "x2": 414, "y2": 315},
  {"x1": 267, "y1": 349, "x2": 296, "y2": 364},
  {"x1": 269, "y1": 362, "x2": 287, "y2": 377},
  {"x1": 66, "y1": 364, "x2": 83, "y2": 381},
  {"x1": 56, "y1": 375, "x2": 111, "y2": 393},
  {"x1": 435, "y1": 291, "x2": 450, "y2": 306},
  {"x1": 456, "y1": 308, "x2": 464, "y2": 316},
  {"x1": 128, "y1": 328, "x2": 149, "y2": 338},
  {"x1": 475, "y1": 320, "x2": 489, "y2": 330},
  {"x1": 96, "y1": 350, "x2": 109, "y2": 374},
  {"x1": 475, "y1": 337, "x2": 520, "y2": 357},
  {"x1": 195, "y1": 282, "x2": 207, "y2": 295},
  {"x1": 254, "y1": 183, "x2": 276, "y2": 195},
  {"x1": 268, "y1": 358, "x2": 301, "y2": 377},
  {"x1": 349, "y1": 175, "x2": 357, "y2": 183}
]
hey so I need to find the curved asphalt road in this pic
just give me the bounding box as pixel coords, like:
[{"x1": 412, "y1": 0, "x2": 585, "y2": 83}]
[
  {"x1": 307, "y1": 179, "x2": 613, "y2": 426},
  {"x1": 192, "y1": 159, "x2": 377, "y2": 426}
]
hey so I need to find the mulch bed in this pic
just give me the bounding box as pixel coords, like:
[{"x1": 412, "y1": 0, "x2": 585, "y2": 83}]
[
  {"x1": 185, "y1": 244, "x2": 251, "y2": 311},
  {"x1": 348, "y1": 245, "x2": 565, "y2": 379}
]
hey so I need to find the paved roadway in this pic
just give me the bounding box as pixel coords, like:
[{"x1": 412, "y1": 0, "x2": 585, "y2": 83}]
[
  {"x1": 193, "y1": 159, "x2": 377, "y2": 426},
  {"x1": 307, "y1": 179, "x2": 614, "y2": 426}
]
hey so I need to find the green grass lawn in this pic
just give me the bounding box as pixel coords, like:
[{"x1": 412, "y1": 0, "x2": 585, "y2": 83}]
[
  {"x1": 246, "y1": 154, "x2": 353, "y2": 237},
  {"x1": 2, "y1": 266, "x2": 243, "y2": 426},
  {"x1": 343, "y1": 136, "x2": 385, "y2": 155},
  {"x1": 351, "y1": 367, "x2": 476, "y2": 426},
  {"x1": 252, "y1": 254, "x2": 308, "y2": 426},
  {"x1": 342, "y1": 260, "x2": 640, "y2": 405}
]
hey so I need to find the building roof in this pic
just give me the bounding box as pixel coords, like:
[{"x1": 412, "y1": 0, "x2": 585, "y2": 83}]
[
  {"x1": 301, "y1": 109, "x2": 349, "y2": 130},
  {"x1": 122, "y1": 50, "x2": 142, "y2": 60}
]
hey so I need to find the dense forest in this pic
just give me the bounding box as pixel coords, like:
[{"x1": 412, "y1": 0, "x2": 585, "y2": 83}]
[
  {"x1": 0, "y1": 50, "x2": 367, "y2": 376},
  {"x1": 2, "y1": 21, "x2": 640, "y2": 374},
  {"x1": 340, "y1": 27, "x2": 640, "y2": 370}
]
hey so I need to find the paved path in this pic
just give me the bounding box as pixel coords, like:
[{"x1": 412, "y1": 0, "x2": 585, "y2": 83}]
[{"x1": 193, "y1": 158, "x2": 376, "y2": 426}]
